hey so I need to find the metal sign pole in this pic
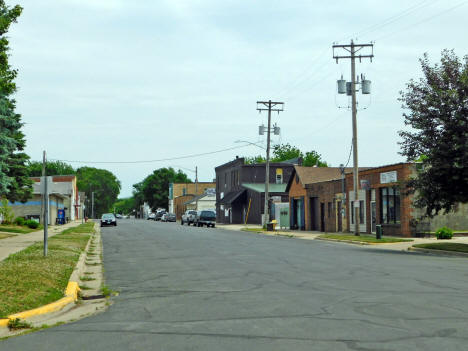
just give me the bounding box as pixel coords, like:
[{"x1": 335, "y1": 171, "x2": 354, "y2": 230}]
[{"x1": 42, "y1": 150, "x2": 48, "y2": 257}]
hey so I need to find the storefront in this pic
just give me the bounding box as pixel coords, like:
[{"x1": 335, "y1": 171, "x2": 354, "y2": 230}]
[{"x1": 346, "y1": 163, "x2": 414, "y2": 236}]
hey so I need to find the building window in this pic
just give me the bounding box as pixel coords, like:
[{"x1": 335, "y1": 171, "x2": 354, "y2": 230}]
[
  {"x1": 327, "y1": 202, "x2": 332, "y2": 218},
  {"x1": 350, "y1": 201, "x2": 354, "y2": 224},
  {"x1": 182, "y1": 188, "x2": 186, "y2": 196},
  {"x1": 380, "y1": 187, "x2": 400, "y2": 223},
  {"x1": 224, "y1": 173, "x2": 227, "y2": 188}
]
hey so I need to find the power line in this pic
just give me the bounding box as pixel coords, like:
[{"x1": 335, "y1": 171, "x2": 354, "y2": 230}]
[
  {"x1": 374, "y1": 0, "x2": 468, "y2": 41},
  {"x1": 344, "y1": 141, "x2": 353, "y2": 168},
  {"x1": 347, "y1": 0, "x2": 440, "y2": 40},
  {"x1": 49, "y1": 144, "x2": 256, "y2": 164}
]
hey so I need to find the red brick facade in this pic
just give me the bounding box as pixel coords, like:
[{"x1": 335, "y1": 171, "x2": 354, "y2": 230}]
[{"x1": 345, "y1": 163, "x2": 414, "y2": 237}]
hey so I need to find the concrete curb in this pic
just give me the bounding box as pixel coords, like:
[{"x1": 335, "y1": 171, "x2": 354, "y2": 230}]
[
  {"x1": 0, "y1": 223, "x2": 95, "y2": 329},
  {"x1": 409, "y1": 246, "x2": 468, "y2": 257},
  {"x1": 315, "y1": 237, "x2": 371, "y2": 245}
]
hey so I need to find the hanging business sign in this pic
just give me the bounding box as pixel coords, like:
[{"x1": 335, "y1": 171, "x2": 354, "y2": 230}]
[{"x1": 380, "y1": 171, "x2": 397, "y2": 184}]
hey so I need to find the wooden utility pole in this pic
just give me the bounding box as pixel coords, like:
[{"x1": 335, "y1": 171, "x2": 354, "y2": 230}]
[
  {"x1": 333, "y1": 40, "x2": 373, "y2": 235},
  {"x1": 257, "y1": 100, "x2": 284, "y2": 227}
]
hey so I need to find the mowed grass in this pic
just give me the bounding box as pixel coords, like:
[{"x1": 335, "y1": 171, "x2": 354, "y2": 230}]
[
  {"x1": 318, "y1": 234, "x2": 413, "y2": 243},
  {"x1": 241, "y1": 227, "x2": 266, "y2": 233},
  {"x1": 413, "y1": 243, "x2": 468, "y2": 253},
  {"x1": 0, "y1": 222, "x2": 94, "y2": 318},
  {"x1": 0, "y1": 225, "x2": 43, "y2": 234}
]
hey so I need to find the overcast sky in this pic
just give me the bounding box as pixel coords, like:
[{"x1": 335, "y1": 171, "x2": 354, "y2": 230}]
[{"x1": 8, "y1": 0, "x2": 468, "y2": 197}]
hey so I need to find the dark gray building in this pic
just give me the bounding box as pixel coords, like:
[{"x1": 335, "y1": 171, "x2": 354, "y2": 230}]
[{"x1": 215, "y1": 157, "x2": 298, "y2": 224}]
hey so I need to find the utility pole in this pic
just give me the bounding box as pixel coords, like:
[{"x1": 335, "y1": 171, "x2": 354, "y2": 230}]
[
  {"x1": 91, "y1": 191, "x2": 95, "y2": 219},
  {"x1": 333, "y1": 40, "x2": 373, "y2": 236},
  {"x1": 42, "y1": 151, "x2": 48, "y2": 257},
  {"x1": 257, "y1": 100, "x2": 284, "y2": 227},
  {"x1": 195, "y1": 166, "x2": 199, "y2": 210}
]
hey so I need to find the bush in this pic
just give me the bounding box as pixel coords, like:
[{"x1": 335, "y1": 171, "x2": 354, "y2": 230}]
[
  {"x1": 0, "y1": 199, "x2": 15, "y2": 224},
  {"x1": 25, "y1": 220, "x2": 39, "y2": 229},
  {"x1": 436, "y1": 226, "x2": 453, "y2": 240},
  {"x1": 14, "y1": 217, "x2": 25, "y2": 226}
]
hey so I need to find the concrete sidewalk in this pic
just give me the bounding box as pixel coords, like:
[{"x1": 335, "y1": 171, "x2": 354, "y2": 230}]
[
  {"x1": 216, "y1": 223, "x2": 468, "y2": 252},
  {"x1": 0, "y1": 220, "x2": 84, "y2": 262}
]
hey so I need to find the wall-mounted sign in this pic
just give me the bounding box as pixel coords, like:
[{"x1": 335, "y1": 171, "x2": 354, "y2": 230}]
[
  {"x1": 360, "y1": 179, "x2": 370, "y2": 190},
  {"x1": 270, "y1": 196, "x2": 282, "y2": 203},
  {"x1": 380, "y1": 171, "x2": 397, "y2": 184}
]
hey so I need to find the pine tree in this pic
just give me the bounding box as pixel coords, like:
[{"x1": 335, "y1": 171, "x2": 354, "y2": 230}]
[{"x1": 0, "y1": 2, "x2": 31, "y2": 202}]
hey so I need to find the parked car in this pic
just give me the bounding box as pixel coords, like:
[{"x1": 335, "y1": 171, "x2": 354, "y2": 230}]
[
  {"x1": 166, "y1": 213, "x2": 176, "y2": 222},
  {"x1": 101, "y1": 213, "x2": 117, "y2": 227},
  {"x1": 181, "y1": 210, "x2": 197, "y2": 225},
  {"x1": 194, "y1": 210, "x2": 216, "y2": 227},
  {"x1": 155, "y1": 211, "x2": 166, "y2": 221},
  {"x1": 161, "y1": 213, "x2": 169, "y2": 222},
  {"x1": 115, "y1": 214, "x2": 123, "y2": 219},
  {"x1": 148, "y1": 213, "x2": 156, "y2": 220}
]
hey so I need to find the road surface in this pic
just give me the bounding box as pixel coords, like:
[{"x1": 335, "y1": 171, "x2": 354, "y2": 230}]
[{"x1": 3, "y1": 219, "x2": 468, "y2": 350}]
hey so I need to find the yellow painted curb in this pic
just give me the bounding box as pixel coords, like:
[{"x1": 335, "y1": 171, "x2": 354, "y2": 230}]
[{"x1": 1, "y1": 281, "x2": 80, "y2": 328}]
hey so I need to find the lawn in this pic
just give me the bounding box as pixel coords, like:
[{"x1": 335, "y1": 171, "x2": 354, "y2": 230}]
[
  {"x1": 0, "y1": 224, "x2": 43, "y2": 234},
  {"x1": 241, "y1": 227, "x2": 266, "y2": 233},
  {"x1": 413, "y1": 242, "x2": 468, "y2": 253},
  {"x1": 318, "y1": 234, "x2": 413, "y2": 243},
  {"x1": 0, "y1": 222, "x2": 94, "y2": 318}
]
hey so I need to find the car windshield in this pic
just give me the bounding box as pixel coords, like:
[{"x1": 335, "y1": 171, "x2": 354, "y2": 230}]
[
  {"x1": 102, "y1": 214, "x2": 115, "y2": 220},
  {"x1": 189, "y1": 211, "x2": 197, "y2": 215},
  {"x1": 201, "y1": 211, "x2": 215, "y2": 217}
]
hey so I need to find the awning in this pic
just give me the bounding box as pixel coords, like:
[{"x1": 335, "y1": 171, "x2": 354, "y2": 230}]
[
  {"x1": 217, "y1": 189, "x2": 245, "y2": 205},
  {"x1": 241, "y1": 183, "x2": 288, "y2": 193}
]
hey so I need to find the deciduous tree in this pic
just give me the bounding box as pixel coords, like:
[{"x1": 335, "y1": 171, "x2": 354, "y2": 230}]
[
  {"x1": 399, "y1": 50, "x2": 468, "y2": 217},
  {"x1": 76, "y1": 167, "x2": 121, "y2": 217},
  {"x1": 133, "y1": 168, "x2": 191, "y2": 210}
]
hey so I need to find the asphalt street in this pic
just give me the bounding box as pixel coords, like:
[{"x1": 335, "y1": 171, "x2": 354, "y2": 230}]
[{"x1": 2, "y1": 219, "x2": 468, "y2": 350}]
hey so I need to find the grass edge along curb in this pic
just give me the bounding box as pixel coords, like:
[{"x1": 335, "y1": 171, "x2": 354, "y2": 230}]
[
  {"x1": 316, "y1": 234, "x2": 413, "y2": 245},
  {"x1": 0, "y1": 222, "x2": 96, "y2": 328},
  {"x1": 410, "y1": 242, "x2": 468, "y2": 257},
  {"x1": 0, "y1": 282, "x2": 80, "y2": 328}
]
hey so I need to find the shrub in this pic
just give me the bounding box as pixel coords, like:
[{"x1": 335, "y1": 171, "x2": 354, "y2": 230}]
[
  {"x1": 14, "y1": 216, "x2": 25, "y2": 226},
  {"x1": 436, "y1": 226, "x2": 453, "y2": 240},
  {"x1": 0, "y1": 199, "x2": 15, "y2": 224},
  {"x1": 25, "y1": 220, "x2": 39, "y2": 229}
]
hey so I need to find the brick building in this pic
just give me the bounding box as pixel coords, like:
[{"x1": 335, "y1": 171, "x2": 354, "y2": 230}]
[
  {"x1": 168, "y1": 181, "x2": 215, "y2": 216},
  {"x1": 286, "y1": 166, "x2": 353, "y2": 231},
  {"x1": 345, "y1": 162, "x2": 468, "y2": 237},
  {"x1": 215, "y1": 157, "x2": 298, "y2": 224}
]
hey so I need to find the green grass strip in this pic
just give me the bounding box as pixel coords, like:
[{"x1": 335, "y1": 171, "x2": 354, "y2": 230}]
[
  {"x1": 319, "y1": 234, "x2": 413, "y2": 243},
  {"x1": 0, "y1": 222, "x2": 94, "y2": 318},
  {"x1": 241, "y1": 227, "x2": 266, "y2": 233},
  {"x1": 0, "y1": 225, "x2": 43, "y2": 234},
  {"x1": 413, "y1": 242, "x2": 468, "y2": 253}
]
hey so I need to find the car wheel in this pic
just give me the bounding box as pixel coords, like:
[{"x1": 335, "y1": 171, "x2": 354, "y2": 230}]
[
  {"x1": 114, "y1": 223, "x2": 117, "y2": 226},
  {"x1": 181, "y1": 220, "x2": 184, "y2": 225}
]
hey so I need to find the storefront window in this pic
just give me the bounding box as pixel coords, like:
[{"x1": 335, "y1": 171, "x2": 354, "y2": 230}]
[{"x1": 380, "y1": 187, "x2": 400, "y2": 223}]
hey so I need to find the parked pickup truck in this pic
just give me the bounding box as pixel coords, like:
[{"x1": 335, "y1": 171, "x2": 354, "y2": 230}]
[
  {"x1": 194, "y1": 210, "x2": 216, "y2": 228},
  {"x1": 181, "y1": 210, "x2": 198, "y2": 226}
]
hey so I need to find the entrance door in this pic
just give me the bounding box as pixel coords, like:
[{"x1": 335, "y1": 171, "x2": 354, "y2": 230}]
[
  {"x1": 320, "y1": 202, "x2": 325, "y2": 232},
  {"x1": 310, "y1": 197, "x2": 318, "y2": 231},
  {"x1": 337, "y1": 201, "x2": 342, "y2": 232},
  {"x1": 371, "y1": 201, "x2": 376, "y2": 233}
]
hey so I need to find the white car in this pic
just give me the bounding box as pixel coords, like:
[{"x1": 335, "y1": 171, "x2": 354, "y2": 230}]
[{"x1": 148, "y1": 213, "x2": 156, "y2": 220}]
